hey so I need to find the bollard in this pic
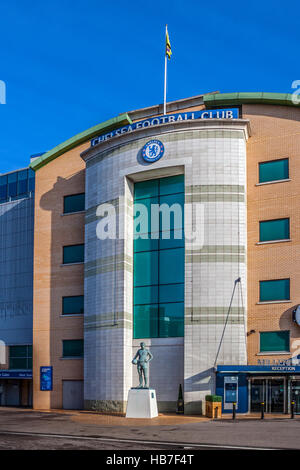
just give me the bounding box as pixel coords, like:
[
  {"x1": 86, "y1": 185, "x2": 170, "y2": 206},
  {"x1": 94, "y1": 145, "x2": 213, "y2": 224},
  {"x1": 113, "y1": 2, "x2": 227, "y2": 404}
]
[
  {"x1": 232, "y1": 402, "x2": 236, "y2": 420},
  {"x1": 291, "y1": 401, "x2": 295, "y2": 419},
  {"x1": 261, "y1": 402, "x2": 264, "y2": 419}
]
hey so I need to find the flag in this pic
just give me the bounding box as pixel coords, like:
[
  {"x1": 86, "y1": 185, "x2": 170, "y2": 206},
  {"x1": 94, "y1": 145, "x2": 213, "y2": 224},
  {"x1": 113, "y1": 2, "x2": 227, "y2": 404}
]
[{"x1": 166, "y1": 26, "x2": 172, "y2": 60}]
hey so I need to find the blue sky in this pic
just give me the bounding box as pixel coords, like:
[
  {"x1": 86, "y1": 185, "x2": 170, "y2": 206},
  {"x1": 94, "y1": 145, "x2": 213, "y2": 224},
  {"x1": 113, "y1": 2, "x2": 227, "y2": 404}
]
[{"x1": 0, "y1": 0, "x2": 298, "y2": 172}]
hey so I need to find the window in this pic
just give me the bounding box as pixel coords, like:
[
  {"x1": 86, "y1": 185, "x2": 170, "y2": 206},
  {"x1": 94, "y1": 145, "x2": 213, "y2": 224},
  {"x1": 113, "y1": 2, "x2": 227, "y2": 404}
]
[
  {"x1": 9, "y1": 345, "x2": 32, "y2": 369},
  {"x1": 259, "y1": 279, "x2": 290, "y2": 302},
  {"x1": 17, "y1": 170, "x2": 28, "y2": 195},
  {"x1": 259, "y1": 159, "x2": 289, "y2": 183},
  {"x1": 260, "y1": 331, "x2": 290, "y2": 352},
  {"x1": 28, "y1": 169, "x2": 35, "y2": 193},
  {"x1": 259, "y1": 218, "x2": 290, "y2": 242},
  {"x1": 133, "y1": 175, "x2": 184, "y2": 339},
  {"x1": 62, "y1": 340, "x2": 84, "y2": 358},
  {"x1": 63, "y1": 193, "x2": 85, "y2": 214},
  {"x1": 62, "y1": 296, "x2": 84, "y2": 314},
  {"x1": 7, "y1": 172, "x2": 17, "y2": 198},
  {"x1": 0, "y1": 169, "x2": 35, "y2": 204},
  {"x1": 63, "y1": 244, "x2": 84, "y2": 264},
  {"x1": 0, "y1": 175, "x2": 7, "y2": 202}
]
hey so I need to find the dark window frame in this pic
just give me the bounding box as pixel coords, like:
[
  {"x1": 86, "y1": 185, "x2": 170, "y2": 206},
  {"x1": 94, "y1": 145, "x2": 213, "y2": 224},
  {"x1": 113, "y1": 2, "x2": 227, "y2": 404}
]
[
  {"x1": 0, "y1": 169, "x2": 35, "y2": 204},
  {"x1": 62, "y1": 339, "x2": 84, "y2": 358},
  {"x1": 259, "y1": 217, "x2": 290, "y2": 242},
  {"x1": 259, "y1": 278, "x2": 290, "y2": 302},
  {"x1": 63, "y1": 193, "x2": 85, "y2": 214},
  {"x1": 62, "y1": 295, "x2": 84, "y2": 315},
  {"x1": 62, "y1": 244, "x2": 84, "y2": 264},
  {"x1": 9, "y1": 345, "x2": 32, "y2": 370},
  {"x1": 259, "y1": 330, "x2": 290, "y2": 353},
  {"x1": 258, "y1": 158, "x2": 289, "y2": 184}
]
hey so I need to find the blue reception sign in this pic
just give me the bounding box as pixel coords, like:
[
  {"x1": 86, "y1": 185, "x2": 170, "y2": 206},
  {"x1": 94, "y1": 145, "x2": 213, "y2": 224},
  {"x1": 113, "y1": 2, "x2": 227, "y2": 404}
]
[
  {"x1": 142, "y1": 139, "x2": 164, "y2": 162},
  {"x1": 40, "y1": 366, "x2": 53, "y2": 391},
  {"x1": 91, "y1": 108, "x2": 239, "y2": 147}
]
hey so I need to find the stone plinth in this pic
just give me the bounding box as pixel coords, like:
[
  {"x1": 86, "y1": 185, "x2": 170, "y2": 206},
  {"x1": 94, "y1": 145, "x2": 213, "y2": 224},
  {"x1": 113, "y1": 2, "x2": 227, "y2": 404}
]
[{"x1": 125, "y1": 388, "x2": 158, "y2": 418}]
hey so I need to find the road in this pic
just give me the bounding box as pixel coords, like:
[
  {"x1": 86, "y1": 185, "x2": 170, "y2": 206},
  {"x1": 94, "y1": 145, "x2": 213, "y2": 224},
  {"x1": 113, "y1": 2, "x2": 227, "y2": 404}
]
[{"x1": 0, "y1": 408, "x2": 298, "y2": 450}]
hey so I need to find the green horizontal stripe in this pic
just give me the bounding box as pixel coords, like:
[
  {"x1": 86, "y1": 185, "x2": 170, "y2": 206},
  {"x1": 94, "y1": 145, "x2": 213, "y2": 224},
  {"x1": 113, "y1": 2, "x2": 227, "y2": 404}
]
[
  {"x1": 186, "y1": 193, "x2": 245, "y2": 203},
  {"x1": 186, "y1": 254, "x2": 245, "y2": 263},
  {"x1": 185, "y1": 317, "x2": 245, "y2": 325},
  {"x1": 85, "y1": 264, "x2": 132, "y2": 277},
  {"x1": 85, "y1": 254, "x2": 132, "y2": 277},
  {"x1": 186, "y1": 184, "x2": 245, "y2": 194},
  {"x1": 185, "y1": 306, "x2": 245, "y2": 324},
  {"x1": 84, "y1": 319, "x2": 132, "y2": 331},
  {"x1": 185, "y1": 306, "x2": 245, "y2": 316},
  {"x1": 186, "y1": 245, "x2": 245, "y2": 254},
  {"x1": 85, "y1": 254, "x2": 132, "y2": 270}
]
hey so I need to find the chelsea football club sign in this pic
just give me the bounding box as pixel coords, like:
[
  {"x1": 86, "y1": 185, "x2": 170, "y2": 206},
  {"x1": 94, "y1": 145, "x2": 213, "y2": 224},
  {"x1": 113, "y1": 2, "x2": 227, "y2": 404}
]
[
  {"x1": 142, "y1": 139, "x2": 164, "y2": 162},
  {"x1": 91, "y1": 108, "x2": 239, "y2": 147}
]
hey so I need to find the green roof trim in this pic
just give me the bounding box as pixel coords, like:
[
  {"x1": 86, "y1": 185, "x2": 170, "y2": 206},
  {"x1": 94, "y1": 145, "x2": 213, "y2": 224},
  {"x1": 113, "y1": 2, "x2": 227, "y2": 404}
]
[
  {"x1": 30, "y1": 113, "x2": 132, "y2": 171},
  {"x1": 204, "y1": 92, "x2": 300, "y2": 108}
]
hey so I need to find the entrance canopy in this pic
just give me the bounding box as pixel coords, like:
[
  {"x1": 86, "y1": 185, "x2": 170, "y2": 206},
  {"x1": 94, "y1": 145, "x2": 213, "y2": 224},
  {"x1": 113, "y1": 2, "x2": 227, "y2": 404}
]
[
  {"x1": 0, "y1": 371, "x2": 32, "y2": 379},
  {"x1": 217, "y1": 365, "x2": 300, "y2": 374}
]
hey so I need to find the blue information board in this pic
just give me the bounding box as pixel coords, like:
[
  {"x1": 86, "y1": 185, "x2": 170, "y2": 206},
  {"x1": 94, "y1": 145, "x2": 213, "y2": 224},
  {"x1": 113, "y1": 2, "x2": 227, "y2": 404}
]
[{"x1": 40, "y1": 366, "x2": 53, "y2": 391}]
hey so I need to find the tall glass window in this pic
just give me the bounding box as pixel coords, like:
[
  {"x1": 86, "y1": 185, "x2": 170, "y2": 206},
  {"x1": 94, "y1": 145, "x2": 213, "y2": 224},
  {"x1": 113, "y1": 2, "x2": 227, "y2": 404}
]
[{"x1": 133, "y1": 175, "x2": 184, "y2": 338}]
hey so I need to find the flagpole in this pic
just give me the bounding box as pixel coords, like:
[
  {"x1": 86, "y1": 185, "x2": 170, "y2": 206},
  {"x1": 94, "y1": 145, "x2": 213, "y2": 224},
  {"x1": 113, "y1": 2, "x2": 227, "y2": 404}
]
[{"x1": 164, "y1": 24, "x2": 167, "y2": 115}]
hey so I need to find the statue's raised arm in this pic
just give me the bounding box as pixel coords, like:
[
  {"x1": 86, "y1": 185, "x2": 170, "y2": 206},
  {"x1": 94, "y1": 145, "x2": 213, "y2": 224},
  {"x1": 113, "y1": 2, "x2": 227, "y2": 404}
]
[{"x1": 147, "y1": 350, "x2": 153, "y2": 362}]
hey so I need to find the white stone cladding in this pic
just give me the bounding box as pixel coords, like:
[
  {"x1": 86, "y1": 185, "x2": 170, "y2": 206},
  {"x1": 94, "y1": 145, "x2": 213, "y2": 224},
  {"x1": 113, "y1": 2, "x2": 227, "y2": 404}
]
[{"x1": 82, "y1": 119, "x2": 249, "y2": 414}]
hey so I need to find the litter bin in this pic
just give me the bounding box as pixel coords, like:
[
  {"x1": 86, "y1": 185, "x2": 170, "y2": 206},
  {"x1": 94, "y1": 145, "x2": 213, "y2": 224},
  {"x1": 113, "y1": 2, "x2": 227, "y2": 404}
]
[{"x1": 205, "y1": 395, "x2": 222, "y2": 418}]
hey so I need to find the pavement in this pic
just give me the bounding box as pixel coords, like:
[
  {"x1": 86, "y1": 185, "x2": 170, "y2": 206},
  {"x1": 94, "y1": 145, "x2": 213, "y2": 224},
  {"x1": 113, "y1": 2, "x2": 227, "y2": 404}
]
[{"x1": 0, "y1": 407, "x2": 299, "y2": 450}]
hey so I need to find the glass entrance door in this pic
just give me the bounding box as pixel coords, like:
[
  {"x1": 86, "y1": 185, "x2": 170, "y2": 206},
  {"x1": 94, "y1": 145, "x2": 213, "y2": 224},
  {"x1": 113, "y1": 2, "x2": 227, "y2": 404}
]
[
  {"x1": 250, "y1": 379, "x2": 266, "y2": 412},
  {"x1": 291, "y1": 381, "x2": 300, "y2": 414},
  {"x1": 268, "y1": 379, "x2": 284, "y2": 413},
  {"x1": 250, "y1": 377, "x2": 286, "y2": 413}
]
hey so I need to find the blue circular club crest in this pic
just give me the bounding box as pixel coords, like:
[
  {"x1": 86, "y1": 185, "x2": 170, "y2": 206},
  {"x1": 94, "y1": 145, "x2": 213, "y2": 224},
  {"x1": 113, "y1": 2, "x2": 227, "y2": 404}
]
[{"x1": 142, "y1": 139, "x2": 164, "y2": 162}]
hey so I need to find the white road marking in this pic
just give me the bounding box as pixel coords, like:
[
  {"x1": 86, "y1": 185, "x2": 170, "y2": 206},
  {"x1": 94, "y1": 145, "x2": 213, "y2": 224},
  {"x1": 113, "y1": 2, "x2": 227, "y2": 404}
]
[{"x1": 0, "y1": 430, "x2": 281, "y2": 450}]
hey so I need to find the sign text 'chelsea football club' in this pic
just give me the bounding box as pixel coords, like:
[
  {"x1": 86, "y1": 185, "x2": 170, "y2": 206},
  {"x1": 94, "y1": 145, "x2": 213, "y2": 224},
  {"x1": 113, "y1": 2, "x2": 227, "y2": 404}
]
[{"x1": 91, "y1": 108, "x2": 239, "y2": 147}]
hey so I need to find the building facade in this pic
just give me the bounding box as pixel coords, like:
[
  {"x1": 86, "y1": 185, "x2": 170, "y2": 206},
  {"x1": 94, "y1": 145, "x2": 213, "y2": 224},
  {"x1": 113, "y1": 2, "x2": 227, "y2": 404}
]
[
  {"x1": 0, "y1": 168, "x2": 35, "y2": 406},
  {"x1": 1, "y1": 92, "x2": 300, "y2": 413}
]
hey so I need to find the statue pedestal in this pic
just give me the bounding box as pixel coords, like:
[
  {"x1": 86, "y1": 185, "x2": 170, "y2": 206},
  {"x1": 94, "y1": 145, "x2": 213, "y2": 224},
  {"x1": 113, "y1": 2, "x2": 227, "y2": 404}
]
[{"x1": 126, "y1": 388, "x2": 158, "y2": 418}]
